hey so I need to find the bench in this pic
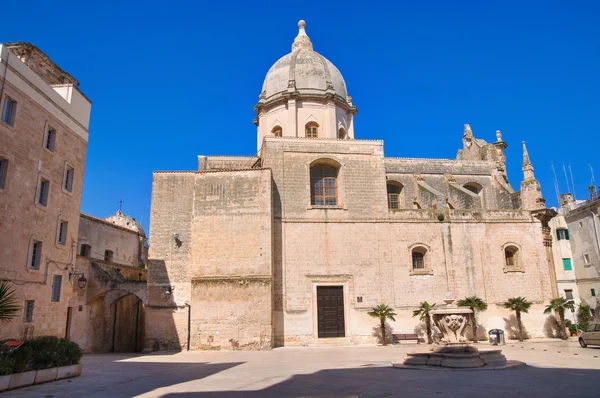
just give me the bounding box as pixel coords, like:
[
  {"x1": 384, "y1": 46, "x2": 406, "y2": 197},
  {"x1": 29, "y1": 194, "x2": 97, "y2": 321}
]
[{"x1": 392, "y1": 333, "x2": 420, "y2": 344}]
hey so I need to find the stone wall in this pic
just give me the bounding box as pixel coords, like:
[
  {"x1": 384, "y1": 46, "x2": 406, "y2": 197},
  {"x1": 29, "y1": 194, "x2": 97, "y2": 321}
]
[{"x1": 147, "y1": 168, "x2": 273, "y2": 350}]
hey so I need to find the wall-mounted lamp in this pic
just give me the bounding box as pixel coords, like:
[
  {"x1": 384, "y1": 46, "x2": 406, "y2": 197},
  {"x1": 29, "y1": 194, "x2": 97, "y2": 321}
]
[
  {"x1": 165, "y1": 286, "x2": 174, "y2": 297},
  {"x1": 69, "y1": 272, "x2": 88, "y2": 289}
]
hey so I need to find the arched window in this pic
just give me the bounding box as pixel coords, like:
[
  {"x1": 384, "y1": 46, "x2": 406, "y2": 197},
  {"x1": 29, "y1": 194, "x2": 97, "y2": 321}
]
[
  {"x1": 310, "y1": 163, "x2": 338, "y2": 206},
  {"x1": 410, "y1": 246, "x2": 432, "y2": 275},
  {"x1": 305, "y1": 123, "x2": 319, "y2": 138},
  {"x1": 504, "y1": 246, "x2": 519, "y2": 268},
  {"x1": 338, "y1": 128, "x2": 346, "y2": 139},
  {"x1": 387, "y1": 183, "x2": 402, "y2": 209},
  {"x1": 272, "y1": 126, "x2": 282, "y2": 137},
  {"x1": 412, "y1": 251, "x2": 425, "y2": 269},
  {"x1": 464, "y1": 183, "x2": 483, "y2": 195}
]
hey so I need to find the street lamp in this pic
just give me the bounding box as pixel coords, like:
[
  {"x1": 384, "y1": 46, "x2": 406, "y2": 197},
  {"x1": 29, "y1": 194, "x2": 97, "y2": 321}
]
[{"x1": 69, "y1": 272, "x2": 88, "y2": 289}]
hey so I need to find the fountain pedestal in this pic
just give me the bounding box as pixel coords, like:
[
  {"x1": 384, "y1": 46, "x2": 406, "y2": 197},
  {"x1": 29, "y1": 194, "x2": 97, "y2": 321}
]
[{"x1": 396, "y1": 298, "x2": 514, "y2": 370}]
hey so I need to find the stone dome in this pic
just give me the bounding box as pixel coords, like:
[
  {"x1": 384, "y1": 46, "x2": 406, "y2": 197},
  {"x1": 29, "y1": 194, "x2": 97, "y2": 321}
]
[
  {"x1": 105, "y1": 210, "x2": 146, "y2": 237},
  {"x1": 259, "y1": 21, "x2": 349, "y2": 103}
]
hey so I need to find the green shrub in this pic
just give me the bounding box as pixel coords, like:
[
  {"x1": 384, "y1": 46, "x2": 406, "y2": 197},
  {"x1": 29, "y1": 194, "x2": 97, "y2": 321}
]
[{"x1": 0, "y1": 336, "x2": 82, "y2": 374}]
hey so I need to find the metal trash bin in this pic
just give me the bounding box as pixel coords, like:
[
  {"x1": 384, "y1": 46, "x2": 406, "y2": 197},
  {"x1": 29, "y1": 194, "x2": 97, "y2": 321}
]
[
  {"x1": 488, "y1": 329, "x2": 505, "y2": 345},
  {"x1": 488, "y1": 329, "x2": 499, "y2": 345}
]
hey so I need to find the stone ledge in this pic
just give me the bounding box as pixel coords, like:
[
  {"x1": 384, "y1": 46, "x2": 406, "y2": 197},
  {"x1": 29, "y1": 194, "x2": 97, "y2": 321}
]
[
  {"x1": 392, "y1": 360, "x2": 526, "y2": 371},
  {"x1": 0, "y1": 364, "x2": 82, "y2": 392}
]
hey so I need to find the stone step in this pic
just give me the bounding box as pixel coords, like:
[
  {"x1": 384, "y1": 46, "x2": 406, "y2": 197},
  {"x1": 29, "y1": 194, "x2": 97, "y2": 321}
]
[{"x1": 308, "y1": 337, "x2": 353, "y2": 347}]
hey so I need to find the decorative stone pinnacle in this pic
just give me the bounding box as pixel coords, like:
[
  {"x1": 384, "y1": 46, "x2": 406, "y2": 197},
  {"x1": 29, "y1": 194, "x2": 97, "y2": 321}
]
[
  {"x1": 496, "y1": 130, "x2": 503, "y2": 142},
  {"x1": 292, "y1": 19, "x2": 313, "y2": 52},
  {"x1": 463, "y1": 124, "x2": 473, "y2": 137}
]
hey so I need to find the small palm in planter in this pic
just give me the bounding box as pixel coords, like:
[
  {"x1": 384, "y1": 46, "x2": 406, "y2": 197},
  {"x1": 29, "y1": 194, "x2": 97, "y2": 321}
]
[
  {"x1": 0, "y1": 280, "x2": 19, "y2": 323},
  {"x1": 412, "y1": 301, "x2": 436, "y2": 344},
  {"x1": 457, "y1": 296, "x2": 488, "y2": 343},
  {"x1": 368, "y1": 304, "x2": 396, "y2": 346},
  {"x1": 503, "y1": 296, "x2": 533, "y2": 341}
]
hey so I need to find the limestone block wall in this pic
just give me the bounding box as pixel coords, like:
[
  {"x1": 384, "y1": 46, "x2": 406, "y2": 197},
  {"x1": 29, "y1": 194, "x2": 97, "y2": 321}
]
[
  {"x1": 260, "y1": 138, "x2": 553, "y2": 345},
  {"x1": 147, "y1": 169, "x2": 273, "y2": 350}
]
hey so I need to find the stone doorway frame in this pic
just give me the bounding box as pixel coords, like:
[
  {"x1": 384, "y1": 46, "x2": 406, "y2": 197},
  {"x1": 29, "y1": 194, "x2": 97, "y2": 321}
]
[{"x1": 307, "y1": 274, "x2": 353, "y2": 340}]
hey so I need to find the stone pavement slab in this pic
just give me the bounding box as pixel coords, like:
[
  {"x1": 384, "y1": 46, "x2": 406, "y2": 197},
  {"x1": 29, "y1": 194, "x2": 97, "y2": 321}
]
[{"x1": 4, "y1": 340, "x2": 600, "y2": 397}]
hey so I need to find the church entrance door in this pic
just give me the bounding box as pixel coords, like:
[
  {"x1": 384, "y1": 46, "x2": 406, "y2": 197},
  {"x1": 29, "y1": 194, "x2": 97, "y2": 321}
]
[{"x1": 317, "y1": 286, "x2": 345, "y2": 338}]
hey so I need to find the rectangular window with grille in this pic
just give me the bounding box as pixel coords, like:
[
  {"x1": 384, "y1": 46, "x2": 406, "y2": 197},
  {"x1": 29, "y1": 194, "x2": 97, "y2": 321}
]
[
  {"x1": 564, "y1": 289, "x2": 574, "y2": 300},
  {"x1": 64, "y1": 166, "x2": 74, "y2": 192},
  {"x1": 23, "y1": 300, "x2": 34, "y2": 322},
  {"x1": 562, "y1": 258, "x2": 572, "y2": 271},
  {"x1": 38, "y1": 179, "x2": 49, "y2": 206},
  {"x1": 45, "y1": 127, "x2": 56, "y2": 151},
  {"x1": 51, "y1": 275, "x2": 62, "y2": 302},
  {"x1": 1, "y1": 97, "x2": 16, "y2": 125},
  {"x1": 0, "y1": 158, "x2": 7, "y2": 189},
  {"x1": 30, "y1": 240, "x2": 42, "y2": 269},
  {"x1": 58, "y1": 221, "x2": 68, "y2": 245}
]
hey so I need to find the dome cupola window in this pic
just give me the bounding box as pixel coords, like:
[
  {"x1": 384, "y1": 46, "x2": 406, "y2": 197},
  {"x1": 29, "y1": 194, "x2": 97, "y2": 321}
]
[{"x1": 306, "y1": 123, "x2": 319, "y2": 139}]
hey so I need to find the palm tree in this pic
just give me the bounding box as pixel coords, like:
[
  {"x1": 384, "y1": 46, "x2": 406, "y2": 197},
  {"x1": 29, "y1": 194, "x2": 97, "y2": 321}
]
[
  {"x1": 0, "y1": 280, "x2": 19, "y2": 322},
  {"x1": 457, "y1": 296, "x2": 488, "y2": 343},
  {"x1": 412, "y1": 301, "x2": 436, "y2": 344},
  {"x1": 544, "y1": 297, "x2": 575, "y2": 339},
  {"x1": 503, "y1": 297, "x2": 533, "y2": 341},
  {"x1": 368, "y1": 304, "x2": 397, "y2": 346}
]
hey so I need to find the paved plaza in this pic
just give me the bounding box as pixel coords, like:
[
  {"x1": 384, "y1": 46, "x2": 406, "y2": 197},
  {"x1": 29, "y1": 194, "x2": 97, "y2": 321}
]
[{"x1": 5, "y1": 340, "x2": 600, "y2": 397}]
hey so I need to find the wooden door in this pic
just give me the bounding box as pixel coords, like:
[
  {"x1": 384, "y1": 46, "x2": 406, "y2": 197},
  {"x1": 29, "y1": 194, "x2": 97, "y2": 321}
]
[
  {"x1": 65, "y1": 307, "x2": 72, "y2": 339},
  {"x1": 317, "y1": 286, "x2": 345, "y2": 338}
]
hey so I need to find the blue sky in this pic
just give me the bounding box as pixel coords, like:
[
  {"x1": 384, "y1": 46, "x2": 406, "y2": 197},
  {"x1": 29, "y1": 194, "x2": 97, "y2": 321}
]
[{"x1": 3, "y1": 1, "x2": 599, "y2": 234}]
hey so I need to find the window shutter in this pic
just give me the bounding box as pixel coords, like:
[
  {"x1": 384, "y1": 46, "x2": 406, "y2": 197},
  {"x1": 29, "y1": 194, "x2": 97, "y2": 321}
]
[
  {"x1": 565, "y1": 229, "x2": 569, "y2": 240},
  {"x1": 556, "y1": 230, "x2": 560, "y2": 240}
]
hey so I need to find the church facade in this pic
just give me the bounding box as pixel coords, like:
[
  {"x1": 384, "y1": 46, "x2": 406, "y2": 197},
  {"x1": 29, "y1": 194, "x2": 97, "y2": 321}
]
[{"x1": 146, "y1": 21, "x2": 557, "y2": 350}]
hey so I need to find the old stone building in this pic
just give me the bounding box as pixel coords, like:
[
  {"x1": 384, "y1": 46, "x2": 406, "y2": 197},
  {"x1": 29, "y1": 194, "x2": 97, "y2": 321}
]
[
  {"x1": 146, "y1": 21, "x2": 557, "y2": 350},
  {"x1": 0, "y1": 42, "x2": 91, "y2": 340},
  {"x1": 70, "y1": 211, "x2": 148, "y2": 353}
]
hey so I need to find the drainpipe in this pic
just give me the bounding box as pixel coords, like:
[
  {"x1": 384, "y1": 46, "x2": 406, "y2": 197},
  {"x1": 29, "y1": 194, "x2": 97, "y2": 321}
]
[{"x1": 184, "y1": 303, "x2": 191, "y2": 351}]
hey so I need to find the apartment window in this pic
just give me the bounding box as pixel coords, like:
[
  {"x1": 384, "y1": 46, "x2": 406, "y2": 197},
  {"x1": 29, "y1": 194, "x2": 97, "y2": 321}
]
[
  {"x1": 556, "y1": 229, "x2": 569, "y2": 241},
  {"x1": 38, "y1": 179, "x2": 49, "y2": 206},
  {"x1": 30, "y1": 240, "x2": 42, "y2": 270},
  {"x1": 583, "y1": 253, "x2": 591, "y2": 265},
  {"x1": 58, "y1": 221, "x2": 68, "y2": 245},
  {"x1": 1, "y1": 96, "x2": 16, "y2": 126},
  {"x1": 45, "y1": 127, "x2": 56, "y2": 151},
  {"x1": 592, "y1": 288, "x2": 596, "y2": 297},
  {"x1": 80, "y1": 244, "x2": 91, "y2": 257},
  {"x1": 562, "y1": 258, "x2": 572, "y2": 271},
  {"x1": 564, "y1": 289, "x2": 574, "y2": 300},
  {"x1": 64, "y1": 166, "x2": 74, "y2": 192},
  {"x1": 23, "y1": 300, "x2": 34, "y2": 322},
  {"x1": 104, "y1": 250, "x2": 113, "y2": 263},
  {"x1": 51, "y1": 275, "x2": 62, "y2": 302},
  {"x1": 310, "y1": 163, "x2": 338, "y2": 206},
  {"x1": 0, "y1": 158, "x2": 7, "y2": 189}
]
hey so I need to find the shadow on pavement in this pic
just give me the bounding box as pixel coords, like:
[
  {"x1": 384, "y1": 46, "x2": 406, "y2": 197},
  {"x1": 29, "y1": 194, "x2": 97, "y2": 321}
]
[{"x1": 161, "y1": 365, "x2": 600, "y2": 398}]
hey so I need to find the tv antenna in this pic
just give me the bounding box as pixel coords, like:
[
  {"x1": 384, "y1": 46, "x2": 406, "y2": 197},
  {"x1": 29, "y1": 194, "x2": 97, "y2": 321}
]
[
  {"x1": 590, "y1": 164, "x2": 597, "y2": 199},
  {"x1": 568, "y1": 162, "x2": 577, "y2": 200},
  {"x1": 551, "y1": 162, "x2": 560, "y2": 205},
  {"x1": 562, "y1": 162, "x2": 571, "y2": 195}
]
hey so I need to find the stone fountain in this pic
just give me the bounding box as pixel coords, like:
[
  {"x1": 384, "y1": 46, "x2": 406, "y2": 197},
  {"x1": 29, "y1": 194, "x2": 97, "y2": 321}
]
[{"x1": 394, "y1": 297, "x2": 521, "y2": 370}]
